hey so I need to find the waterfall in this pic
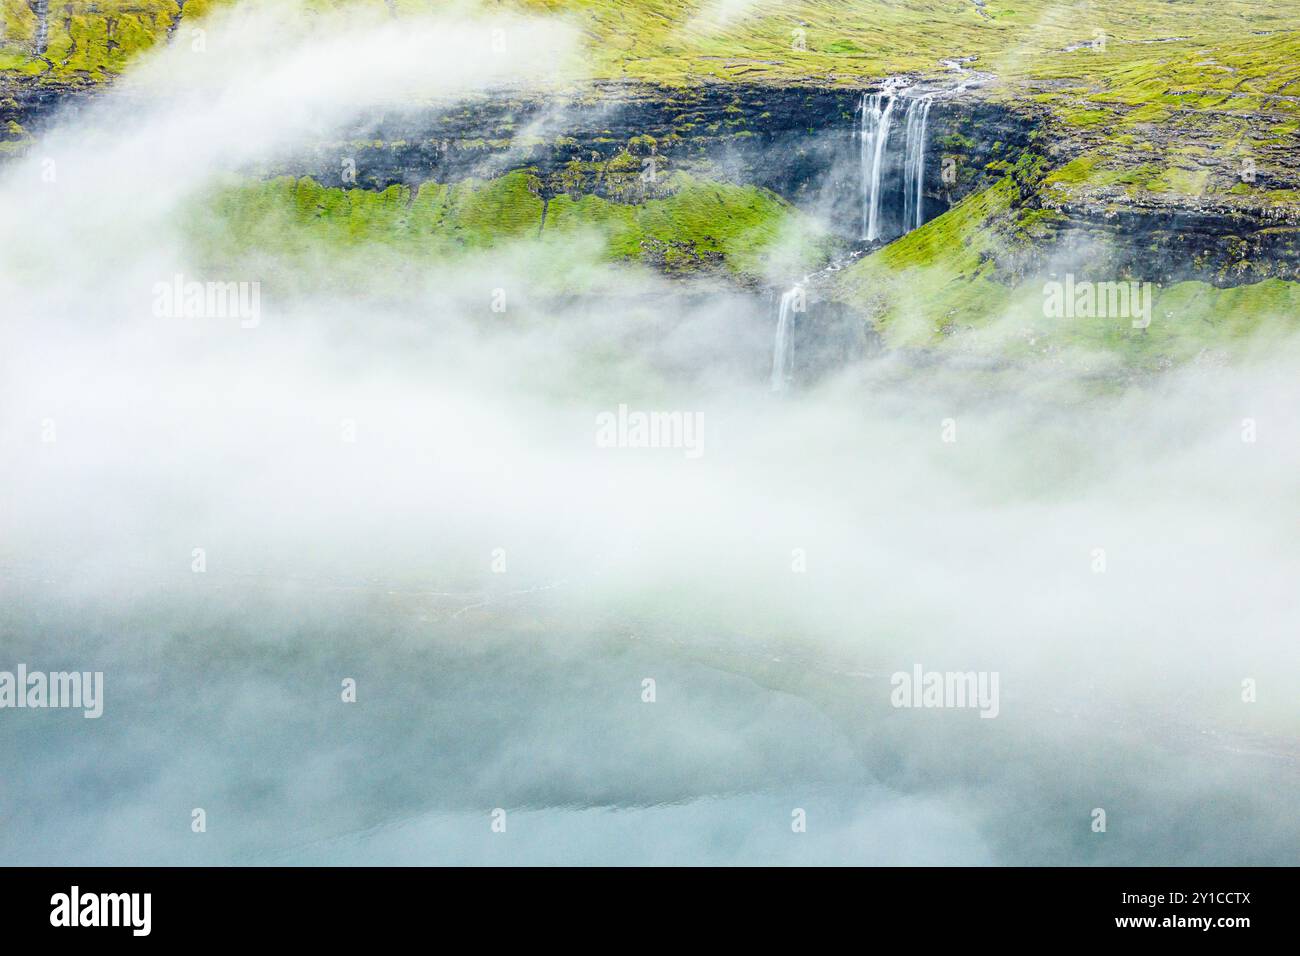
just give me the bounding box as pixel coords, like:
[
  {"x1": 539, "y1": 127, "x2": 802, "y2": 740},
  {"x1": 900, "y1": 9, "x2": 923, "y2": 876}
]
[
  {"x1": 859, "y1": 88, "x2": 936, "y2": 241},
  {"x1": 902, "y1": 95, "x2": 934, "y2": 233},
  {"x1": 770, "y1": 284, "x2": 804, "y2": 392},
  {"x1": 859, "y1": 93, "x2": 896, "y2": 242}
]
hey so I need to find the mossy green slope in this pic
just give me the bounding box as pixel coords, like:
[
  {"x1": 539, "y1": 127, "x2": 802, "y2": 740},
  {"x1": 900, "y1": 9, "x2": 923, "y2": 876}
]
[
  {"x1": 185, "y1": 168, "x2": 830, "y2": 288},
  {"x1": 5, "y1": 1, "x2": 1297, "y2": 87},
  {"x1": 834, "y1": 172, "x2": 1300, "y2": 370}
]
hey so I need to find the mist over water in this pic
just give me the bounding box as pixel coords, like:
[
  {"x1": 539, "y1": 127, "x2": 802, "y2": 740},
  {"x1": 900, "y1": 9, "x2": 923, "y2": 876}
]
[{"x1": 1, "y1": 2, "x2": 1297, "y2": 865}]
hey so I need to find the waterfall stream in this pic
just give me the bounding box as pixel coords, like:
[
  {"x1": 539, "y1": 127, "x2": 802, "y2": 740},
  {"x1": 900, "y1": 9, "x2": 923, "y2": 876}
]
[
  {"x1": 776, "y1": 86, "x2": 935, "y2": 390},
  {"x1": 859, "y1": 88, "x2": 935, "y2": 242},
  {"x1": 770, "y1": 284, "x2": 804, "y2": 392},
  {"x1": 859, "y1": 93, "x2": 896, "y2": 241},
  {"x1": 903, "y1": 94, "x2": 934, "y2": 233}
]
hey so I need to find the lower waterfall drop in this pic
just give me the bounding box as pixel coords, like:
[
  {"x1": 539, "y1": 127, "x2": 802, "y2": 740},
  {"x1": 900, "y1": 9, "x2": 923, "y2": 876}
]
[{"x1": 770, "y1": 284, "x2": 805, "y2": 392}]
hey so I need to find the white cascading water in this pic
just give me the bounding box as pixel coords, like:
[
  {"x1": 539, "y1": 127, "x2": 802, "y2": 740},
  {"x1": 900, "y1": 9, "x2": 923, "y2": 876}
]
[
  {"x1": 902, "y1": 94, "x2": 934, "y2": 233},
  {"x1": 859, "y1": 92, "x2": 896, "y2": 241},
  {"x1": 860, "y1": 88, "x2": 936, "y2": 241},
  {"x1": 770, "y1": 284, "x2": 804, "y2": 392},
  {"x1": 775, "y1": 88, "x2": 929, "y2": 390}
]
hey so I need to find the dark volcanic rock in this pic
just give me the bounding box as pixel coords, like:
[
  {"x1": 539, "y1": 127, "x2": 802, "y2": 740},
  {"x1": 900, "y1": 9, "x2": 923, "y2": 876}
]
[
  {"x1": 1041, "y1": 195, "x2": 1300, "y2": 285},
  {"x1": 6, "y1": 73, "x2": 1296, "y2": 287},
  {"x1": 0, "y1": 75, "x2": 96, "y2": 139},
  {"x1": 260, "y1": 80, "x2": 1040, "y2": 240}
]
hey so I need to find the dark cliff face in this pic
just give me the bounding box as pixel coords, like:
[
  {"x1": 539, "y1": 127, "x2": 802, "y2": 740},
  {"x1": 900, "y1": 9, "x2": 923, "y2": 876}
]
[
  {"x1": 265, "y1": 82, "x2": 874, "y2": 196},
  {"x1": 1038, "y1": 197, "x2": 1300, "y2": 285},
  {"x1": 7, "y1": 73, "x2": 1295, "y2": 288},
  {"x1": 260, "y1": 81, "x2": 1041, "y2": 240},
  {"x1": 253, "y1": 79, "x2": 1300, "y2": 287},
  {"x1": 1021, "y1": 96, "x2": 1300, "y2": 287},
  {"x1": 0, "y1": 75, "x2": 92, "y2": 144}
]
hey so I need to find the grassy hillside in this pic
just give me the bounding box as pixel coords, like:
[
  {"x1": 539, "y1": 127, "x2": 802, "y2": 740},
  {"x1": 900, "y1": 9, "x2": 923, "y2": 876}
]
[
  {"x1": 182, "y1": 169, "x2": 832, "y2": 289},
  {"x1": 833, "y1": 168, "x2": 1300, "y2": 371},
  {"x1": 5, "y1": 0, "x2": 1299, "y2": 366},
  {"x1": 6, "y1": 0, "x2": 1298, "y2": 188},
  {"x1": 4, "y1": 1, "x2": 1299, "y2": 87},
  {"x1": 5, "y1": 1, "x2": 1297, "y2": 201}
]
